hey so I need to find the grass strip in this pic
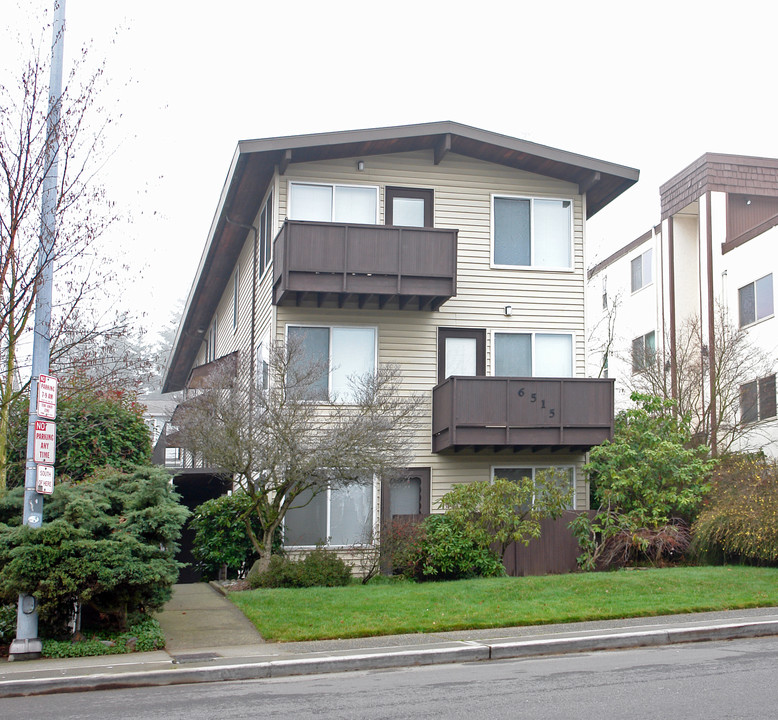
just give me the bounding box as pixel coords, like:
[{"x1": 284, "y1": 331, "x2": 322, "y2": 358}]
[{"x1": 229, "y1": 566, "x2": 778, "y2": 642}]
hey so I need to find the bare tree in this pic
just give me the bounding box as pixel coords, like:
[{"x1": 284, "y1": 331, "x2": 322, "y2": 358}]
[
  {"x1": 173, "y1": 339, "x2": 422, "y2": 573},
  {"x1": 631, "y1": 305, "x2": 774, "y2": 455},
  {"x1": 588, "y1": 291, "x2": 621, "y2": 379},
  {"x1": 0, "y1": 25, "x2": 120, "y2": 492},
  {"x1": 50, "y1": 309, "x2": 154, "y2": 397}
]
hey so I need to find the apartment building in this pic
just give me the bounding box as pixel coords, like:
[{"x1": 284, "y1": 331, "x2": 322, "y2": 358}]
[
  {"x1": 161, "y1": 121, "x2": 638, "y2": 560},
  {"x1": 588, "y1": 153, "x2": 778, "y2": 456}
]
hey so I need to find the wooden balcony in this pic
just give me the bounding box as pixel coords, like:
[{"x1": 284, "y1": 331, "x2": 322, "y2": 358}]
[
  {"x1": 432, "y1": 377, "x2": 615, "y2": 453},
  {"x1": 272, "y1": 220, "x2": 457, "y2": 310}
]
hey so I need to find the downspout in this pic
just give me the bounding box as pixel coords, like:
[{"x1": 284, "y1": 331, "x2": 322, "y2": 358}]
[
  {"x1": 667, "y1": 217, "x2": 678, "y2": 402},
  {"x1": 705, "y1": 192, "x2": 717, "y2": 455}
]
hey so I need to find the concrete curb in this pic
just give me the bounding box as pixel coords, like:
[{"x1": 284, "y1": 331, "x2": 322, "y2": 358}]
[
  {"x1": 488, "y1": 619, "x2": 778, "y2": 659},
  {"x1": 2, "y1": 619, "x2": 778, "y2": 698}
]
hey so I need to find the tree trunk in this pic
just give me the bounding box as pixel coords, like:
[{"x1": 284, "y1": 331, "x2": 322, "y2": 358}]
[
  {"x1": 0, "y1": 387, "x2": 12, "y2": 495},
  {"x1": 253, "y1": 551, "x2": 272, "y2": 574}
]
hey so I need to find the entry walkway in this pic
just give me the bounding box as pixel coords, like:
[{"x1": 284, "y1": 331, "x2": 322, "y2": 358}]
[{"x1": 156, "y1": 583, "x2": 264, "y2": 654}]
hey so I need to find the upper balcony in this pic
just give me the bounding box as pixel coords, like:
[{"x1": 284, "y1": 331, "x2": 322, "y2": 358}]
[
  {"x1": 272, "y1": 220, "x2": 458, "y2": 311},
  {"x1": 432, "y1": 376, "x2": 615, "y2": 453}
]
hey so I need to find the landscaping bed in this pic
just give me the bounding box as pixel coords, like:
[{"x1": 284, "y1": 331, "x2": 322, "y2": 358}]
[{"x1": 0, "y1": 611, "x2": 165, "y2": 659}]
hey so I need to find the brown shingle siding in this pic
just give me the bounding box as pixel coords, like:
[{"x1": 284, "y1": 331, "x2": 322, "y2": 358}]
[{"x1": 661, "y1": 153, "x2": 778, "y2": 220}]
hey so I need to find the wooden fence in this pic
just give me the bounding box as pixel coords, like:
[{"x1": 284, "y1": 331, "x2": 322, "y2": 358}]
[{"x1": 501, "y1": 510, "x2": 595, "y2": 577}]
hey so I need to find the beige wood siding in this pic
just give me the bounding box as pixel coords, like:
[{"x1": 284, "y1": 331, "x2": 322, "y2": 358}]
[
  {"x1": 275, "y1": 305, "x2": 589, "y2": 508},
  {"x1": 195, "y1": 150, "x2": 592, "y2": 506},
  {"x1": 278, "y1": 150, "x2": 587, "y2": 375}
]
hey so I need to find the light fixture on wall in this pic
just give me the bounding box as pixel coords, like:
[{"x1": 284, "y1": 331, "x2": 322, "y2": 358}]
[
  {"x1": 746, "y1": 198, "x2": 752, "y2": 205},
  {"x1": 504, "y1": 305, "x2": 512, "y2": 316},
  {"x1": 357, "y1": 160, "x2": 365, "y2": 172}
]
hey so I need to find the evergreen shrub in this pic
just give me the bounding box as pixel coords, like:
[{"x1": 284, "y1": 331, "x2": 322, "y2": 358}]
[
  {"x1": 0, "y1": 466, "x2": 189, "y2": 637},
  {"x1": 248, "y1": 545, "x2": 352, "y2": 588},
  {"x1": 190, "y1": 492, "x2": 280, "y2": 580},
  {"x1": 401, "y1": 514, "x2": 505, "y2": 581}
]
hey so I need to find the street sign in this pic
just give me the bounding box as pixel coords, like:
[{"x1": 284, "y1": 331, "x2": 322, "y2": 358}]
[
  {"x1": 36, "y1": 465, "x2": 54, "y2": 494},
  {"x1": 37, "y1": 374, "x2": 58, "y2": 419},
  {"x1": 33, "y1": 420, "x2": 56, "y2": 465}
]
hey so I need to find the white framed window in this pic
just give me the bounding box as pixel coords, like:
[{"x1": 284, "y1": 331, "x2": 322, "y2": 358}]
[
  {"x1": 493, "y1": 331, "x2": 573, "y2": 377},
  {"x1": 492, "y1": 195, "x2": 572, "y2": 269},
  {"x1": 284, "y1": 481, "x2": 375, "y2": 547},
  {"x1": 287, "y1": 324, "x2": 377, "y2": 403},
  {"x1": 232, "y1": 265, "x2": 240, "y2": 331},
  {"x1": 631, "y1": 330, "x2": 655, "y2": 373},
  {"x1": 259, "y1": 192, "x2": 273, "y2": 276},
  {"x1": 491, "y1": 465, "x2": 575, "y2": 510},
  {"x1": 289, "y1": 182, "x2": 378, "y2": 225},
  {"x1": 205, "y1": 316, "x2": 218, "y2": 363},
  {"x1": 256, "y1": 340, "x2": 270, "y2": 391},
  {"x1": 738, "y1": 274, "x2": 773, "y2": 327},
  {"x1": 630, "y1": 248, "x2": 653, "y2": 293}
]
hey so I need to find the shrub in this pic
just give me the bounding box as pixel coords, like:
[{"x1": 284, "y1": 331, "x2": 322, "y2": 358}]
[
  {"x1": 692, "y1": 454, "x2": 778, "y2": 565},
  {"x1": 190, "y1": 492, "x2": 280, "y2": 580},
  {"x1": 574, "y1": 393, "x2": 715, "y2": 571},
  {"x1": 40, "y1": 617, "x2": 166, "y2": 658},
  {"x1": 0, "y1": 466, "x2": 189, "y2": 637},
  {"x1": 587, "y1": 393, "x2": 715, "y2": 526},
  {"x1": 439, "y1": 472, "x2": 571, "y2": 560},
  {"x1": 400, "y1": 514, "x2": 505, "y2": 582},
  {"x1": 248, "y1": 546, "x2": 352, "y2": 588},
  {"x1": 570, "y1": 512, "x2": 690, "y2": 571},
  {"x1": 0, "y1": 603, "x2": 15, "y2": 645},
  {"x1": 379, "y1": 518, "x2": 426, "y2": 578},
  {"x1": 6, "y1": 386, "x2": 152, "y2": 489}
]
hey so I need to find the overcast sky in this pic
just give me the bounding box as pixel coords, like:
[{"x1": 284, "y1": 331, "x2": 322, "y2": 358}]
[{"x1": 5, "y1": 0, "x2": 778, "y2": 341}]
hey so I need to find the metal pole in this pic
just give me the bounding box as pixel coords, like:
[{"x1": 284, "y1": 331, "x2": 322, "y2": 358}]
[{"x1": 9, "y1": 0, "x2": 66, "y2": 661}]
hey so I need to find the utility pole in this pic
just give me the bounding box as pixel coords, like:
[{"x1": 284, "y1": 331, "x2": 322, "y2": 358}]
[{"x1": 8, "y1": 0, "x2": 66, "y2": 661}]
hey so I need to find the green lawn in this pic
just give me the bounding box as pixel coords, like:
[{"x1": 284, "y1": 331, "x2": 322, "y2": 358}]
[{"x1": 229, "y1": 566, "x2": 778, "y2": 642}]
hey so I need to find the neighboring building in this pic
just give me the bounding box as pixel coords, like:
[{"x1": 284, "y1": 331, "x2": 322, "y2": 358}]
[
  {"x1": 141, "y1": 392, "x2": 182, "y2": 468},
  {"x1": 587, "y1": 153, "x2": 778, "y2": 456},
  {"x1": 161, "y1": 121, "x2": 638, "y2": 568}
]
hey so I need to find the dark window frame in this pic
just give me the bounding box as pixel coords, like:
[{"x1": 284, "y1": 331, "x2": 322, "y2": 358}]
[
  {"x1": 437, "y1": 328, "x2": 486, "y2": 383},
  {"x1": 380, "y1": 467, "x2": 431, "y2": 523},
  {"x1": 741, "y1": 374, "x2": 777, "y2": 423},
  {"x1": 385, "y1": 186, "x2": 434, "y2": 228}
]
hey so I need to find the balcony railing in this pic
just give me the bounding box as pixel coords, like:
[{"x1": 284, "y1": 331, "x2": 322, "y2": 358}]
[
  {"x1": 272, "y1": 220, "x2": 457, "y2": 310},
  {"x1": 432, "y1": 376, "x2": 615, "y2": 453}
]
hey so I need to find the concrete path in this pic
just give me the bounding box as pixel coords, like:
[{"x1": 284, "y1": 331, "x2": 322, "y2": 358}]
[{"x1": 156, "y1": 583, "x2": 264, "y2": 654}]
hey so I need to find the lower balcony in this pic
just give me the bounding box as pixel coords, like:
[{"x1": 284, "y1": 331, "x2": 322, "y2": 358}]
[
  {"x1": 272, "y1": 220, "x2": 457, "y2": 310},
  {"x1": 432, "y1": 376, "x2": 615, "y2": 453}
]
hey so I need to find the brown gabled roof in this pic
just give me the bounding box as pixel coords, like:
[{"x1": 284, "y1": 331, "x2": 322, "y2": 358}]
[{"x1": 163, "y1": 121, "x2": 639, "y2": 392}]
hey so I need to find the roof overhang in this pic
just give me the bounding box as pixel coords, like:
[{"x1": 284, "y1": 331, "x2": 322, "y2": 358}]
[{"x1": 163, "y1": 121, "x2": 639, "y2": 392}]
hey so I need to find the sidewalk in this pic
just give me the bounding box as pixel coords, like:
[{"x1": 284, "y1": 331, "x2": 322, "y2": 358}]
[{"x1": 2, "y1": 582, "x2": 778, "y2": 698}]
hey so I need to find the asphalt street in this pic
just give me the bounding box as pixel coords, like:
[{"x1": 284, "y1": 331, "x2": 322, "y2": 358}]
[{"x1": 2, "y1": 635, "x2": 777, "y2": 719}]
